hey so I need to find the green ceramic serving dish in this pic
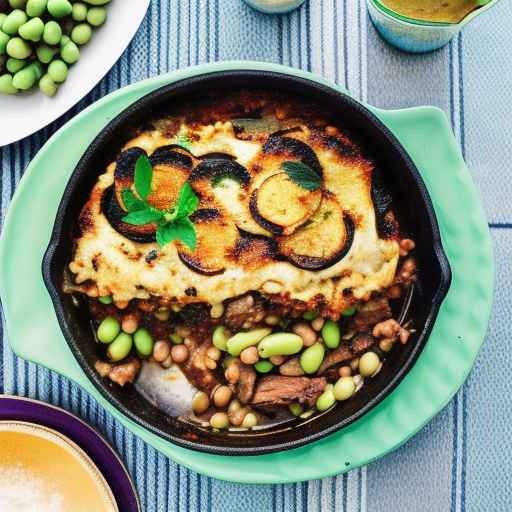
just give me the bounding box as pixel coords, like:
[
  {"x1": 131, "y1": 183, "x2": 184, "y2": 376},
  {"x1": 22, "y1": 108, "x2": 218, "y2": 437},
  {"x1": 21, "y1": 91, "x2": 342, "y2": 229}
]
[{"x1": 0, "y1": 61, "x2": 493, "y2": 483}]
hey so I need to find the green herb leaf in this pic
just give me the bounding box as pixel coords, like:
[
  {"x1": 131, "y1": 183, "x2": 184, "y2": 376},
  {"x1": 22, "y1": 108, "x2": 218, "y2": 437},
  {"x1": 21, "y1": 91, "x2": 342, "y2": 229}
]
[
  {"x1": 134, "y1": 155, "x2": 153, "y2": 200},
  {"x1": 156, "y1": 218, "x2": 196, "y2": 250},
  {"x1": 121, "y1": 189, "x2": 146, "y2": 212},
  {"x1": 281, "y1": 161, "x2": 322, "y2": 191},
  {"x1": 122, "y1": 208, "x2": 163, "y2": 226},
  {"x1": 174, "y1": 182, "x2": 199, "y2": 219}
]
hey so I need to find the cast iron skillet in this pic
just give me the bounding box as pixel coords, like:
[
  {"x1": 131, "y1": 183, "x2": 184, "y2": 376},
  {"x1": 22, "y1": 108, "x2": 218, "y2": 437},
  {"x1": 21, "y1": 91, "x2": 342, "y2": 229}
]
[{"x1": 42, "y1": 70, "x2": 451, "y2": 455}]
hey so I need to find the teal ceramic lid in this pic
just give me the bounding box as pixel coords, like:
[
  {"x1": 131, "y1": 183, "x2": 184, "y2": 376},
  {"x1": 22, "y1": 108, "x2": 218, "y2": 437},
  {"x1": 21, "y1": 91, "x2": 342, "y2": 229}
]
[{"x1": 0, "y1": 62, "x2": 493, "y2": 484}]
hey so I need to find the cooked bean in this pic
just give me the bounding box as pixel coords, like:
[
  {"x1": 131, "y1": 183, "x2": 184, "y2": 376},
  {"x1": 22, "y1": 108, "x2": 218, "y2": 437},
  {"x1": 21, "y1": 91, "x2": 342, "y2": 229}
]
[
  {"x1": 2, "y1": 9, "x2": 27, "y2": 35},
  {"x1": 205, "y1": 358, "x2": 217, "y2": 370},
  {"x1": 228, "y1": 407, "x2": 248, "y2": 427},
  {"x1": 42, "y1": 20, "x2": 62, "y2": 45},
  {"x1": 254, "y1": 360, "x2": 273, "y2": 373},
  {"x1": 98, "y1": 295, "x2": 112, "y2": 305},
  {"x1": 60, "y1": 40, "x2": 80, "y2": 63},
  {"x1": 359, "y1": 351, "x2": 380, "y2": 377},
  {"x1": 153, "y1": 307, "x2": 170, "y2": 322},
  {"x1": 257, "y1": 333, "x2": 303, "y2": 358},
  {"x1": 0, "y1": 73, "x2": 17, "y2": 94},
  {"x1": 47, "y1": 59, "x2": 67, "y2": 82},
  {"x1": 152, "y1": 340, "x2": 170, "y2": 363},
  {"x1": 0, "y1": 32, "x2": 10, "y2": 56},
  {"x1": 264, "y1": 315, "x2": 280, "y2": 326},
  {"x1": 212, "y1": 325, "x2": 229, "y2": 351},
  {"x1": 341, "y1": 306, "x2": 356, "y2": 317},
  {"x1": 379, "y1": 338, "x2": 394, "y2": 352},
  {"x1": 12, "y1": 62, "x2": 38, "y2": 89},
  {"x1": 192, "y1": 391, "x2": 209, "y2": 415},
  {"x1": 316, "y1": 384, "x2": 335, "y2": 412},
  {"x1": 242, "y1": 413, "x2": 257, "y2": 429},
  {"x1": 333, "y1": 376, "x2": 355, "y2": 401},
  {"x1": 226, "y1": 328, "x2": 271, "y2": 356},
  {"x1": 269, "y1": 355, "x2": 286, "y2": 366},
  {"x1": 300, "y1": 342, "x2": 325, "y2": 374},
  {"x1": 210, "y1": 302, "x2": 224, "y2": 319},
  {"x1": 339, "y1": 366, "x2": 352, "y2": 377},
  {"x1": 71, "y1": 23, "x2": 92, "y2": 45},
  {"x1": 224, "y1": 362, "x2": 240, "y2": 384},
  {"x1": 87, "y1": 6, "x2": 107, "y2": 26},
  {"x1": 213, "y1": 385, "x2": 232, "y2": 409},
  {"x1": 321, "y1": 320, "x2": 341, "y2": 349},
  {"x1": 47, "y1": 0, "x2": 72, "y2": 18},
  {"x1": 227, "y1": 399, "x2": 241, "y2": 414},
  {"x1": 373, "y1": 319, "x2": 400, "y2": 339},
  {"x1": 350, "y1": 358, "x2": 360, "y2": 371},
  {"x1": 6, "y1": 37, "x2": 31, "y2": 59},
  {"x1": 399, "y1": 328, "x2": 411, "y2": 344},
  {"x1": 311, "y1": 317, "x2": 325, "y2": 332},
  {"x1": 170, "y1": 344, "x2": 189, "y2": 364},
  {"x1": 72, "y1": 2, "x2": 88, "y2": 21},
  {"x1": 18, "y1": 17, "x2": 44, "y2": 42},
  {"x1": 210, "y1": 412, "x2": 229, "y2": 429},
  {"x1": 97, "y1": 316, "x2": 120, "y2": 343},
  {"x1": 169, "y1": 333, "x2": 183, "y2": 345},
  {"x1": 133, "y1": 328, "x2": 154, "y2": 357},
  {"x1": 240, "y1": 346, "x2": 259, "y2": 365},
  {"x1": 6, "y1": 58, "x2": 24, "y2": 73},
  {"x1": 292, "y1": 322, "x2": 316, "y2": 347},
  {"x1": 27, "y1": 0, "x2": 48, "y2": 17},
  {"x1": 107, "y1": 333, "x2": 132, "y2": 362},
  {"x1": 289, "y1": 403, "x2": 303, "y2": 416},
  {"x1": 207, "y1": 346, "x2": 221, "y2": 361},
  {"x1": 121, "y1": 314, "x2": 138, "y2": 334}
]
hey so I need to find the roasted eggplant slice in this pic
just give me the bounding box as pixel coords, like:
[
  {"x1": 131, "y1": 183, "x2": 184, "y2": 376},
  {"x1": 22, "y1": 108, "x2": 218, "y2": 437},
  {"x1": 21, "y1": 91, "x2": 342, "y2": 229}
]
[
  {"x1": 114, "y1": 146, "x2": 193, "y2": 212},
  {"x1": 371, "y1": 168, "x2": 398, "y2": 239},
  {"x1": 102, "y1": 187, "x2": 156, "y2": 244},
  {"x1": 189, "y1": 159, "x2": 250, "y2": 186},
  {"x1": 277, "y1": 195, "x2": 354, "y2": 270},
  {"x1": 262, "y1": 136, "x2": 323, "y2": 178},
  {"x1": 178, "y1": 208, "x2": 239, "y2": 275},
  {"x1": 249, "y1": 173, "x2": 322, "y2": 235},
  {"x1": 233, "y1": 231, "x2": 278, "y2": 270}
]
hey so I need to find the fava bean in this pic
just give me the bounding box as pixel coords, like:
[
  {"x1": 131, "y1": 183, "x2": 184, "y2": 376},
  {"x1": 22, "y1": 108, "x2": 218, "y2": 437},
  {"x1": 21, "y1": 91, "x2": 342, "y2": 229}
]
[
  {"x1": 12, "y1": 64, "x2": 35, "y2": 89},
  {"x1": 107, "y1": 332, "x2": 133, "y2": 362},
  {"x1": 60, "y1": 40, "x2": 79, "y2": 63},
  {"x1": 36, "y1": 44, "x2": 57, "y2": 63},
  {"x1": 359, "y1": 351, "x2": 380, "y2": 377},
  {"x1": 26, "y1": 0, "x2": 48, "y2": 17},
  {"x1": 133, "y1": 328, "x2": 154, "y2": 357},
  {"x1": 316, "y1": 384, "x2": 335, "y2": 412},
  {"x1": 8, "y1": 0, "x2": 27, "y2": 7},
  {"x1": 289, "y1": 403, "x2": 303, "y2": 416},
  {"x1": 2, "y1": 9, "x2": 27, "y2": 35},
  {"x1": 47, "y1": 0, "x2": 72, "y2": 18},
  {"x1": 153, "y1": 307, "x2": 170, "y2": 321},
  {"x1": 302, "y1": 310, "x2": 318, "y2": 321},
  {"x1": 321, "y1": 320, "x2": 341, "y2": 349},
  {"x1": 226, "y1": 328, "x2": 271, "y2": 357},
  {"x1": 18, "y1": 17, "x2": 44, "y2": 42},
  {"x1": 191, "y1": 391, "x2": 209, "y2": 415},
  {"x1": 47, "y1": 58, "x2": 67, "y2": 82},
  {"x1": 0, "y1": 15, "x2": 7, "y2": 29},
  {"x1": 86, "y1": 6, "x2": 107, "y2": 26},
  {"x1": 83, "y1": 0, "x2": 111, "y2": 5},
  {"x1": 333, "y1": 376, "x2": 355, "y2": 401},
  {"x1": 212, "y1": 325, "x2": 229, "y2": 351},
  {"x1": 0, "y1": 73, "x2": 18, "y2": 94},
  {"x1": 6, "y1": 37, "x2": 31, "y2": 59},
  {"x1": 300, "y1": 342, "x2": 325, "y2": 374},
  {"x1": 0, "y1": 31, "x2": 9, "y2": 55},
  {"x1": 254, "y1": 360, "x2": 273, "y2": 373},
  {"x1": 72, "y1": 2, "x2": 88, "y2": 21},
  {"x1": 98, "y1": 295, "x2": 113, "y2": 305},
  {"x1": 71, "y1": 23, "x2": 92, "y2": 45},
  {"x1": 169, "y1": 333, "x2": 183, "y2": 345},
  {"x1": 257, "y1": 332, "x2": 303, "y2": 358},
  {"x1": 97, "y1": 316, "x2": 120, "y2": 343},
  {"x1": 43, "y1": 20, "x2": 62, "y2": 45},
  {"x1": 6, "y1": 57, "x2": 25, "y2": 73},
  {"x1": 341, "y1": 306, "x2": 356, "y2": 317},
  {"x1": 38, "y1": 73, "x2": 57, "y2": 96},
  {"x1": 59, "y1": 34, "x2": 70, "y2": 47}
]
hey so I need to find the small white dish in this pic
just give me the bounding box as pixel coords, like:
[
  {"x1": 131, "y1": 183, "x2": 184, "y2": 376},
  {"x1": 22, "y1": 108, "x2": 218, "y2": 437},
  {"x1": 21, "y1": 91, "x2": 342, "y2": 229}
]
[{"x1": 0, "y1": 0, "x2": 150, "y2": 148}]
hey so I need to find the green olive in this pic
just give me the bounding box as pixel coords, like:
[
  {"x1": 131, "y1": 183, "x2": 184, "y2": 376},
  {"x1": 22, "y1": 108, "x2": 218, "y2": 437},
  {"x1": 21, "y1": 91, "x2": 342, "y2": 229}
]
[
  {"x1": 300, "y1": 342, "x2": 325, "y2": 374},
  {"x1": 359, "y1": 351, "x2": 381, "y2": 377},
  {"x1": 97, "y1": 316, "x2": 120, "y2": 344},
  {"x1": 107, "y1": 332, "x2": 133, "y2": 362},
  {"x1": 316, "y1": 384, "x2": 336, "y2": 412},
  {"x1": 133, "y1": 328, "x2": 154, "y2": 357},
  {"x1": 212, "y1": 325, "x2": 229, "y2": 351},
  {"x1": 321, "y1": 320, "x2": 341, "y2": 349},
  {"x1": 333, "y1": 376, "x2": 356, "y2": 401},
  {"x1": 257, "y1": 332, "x2": 303, "y2": 358},
  {"x1": 226, "y1": 328, "x2": 271, "y2": 357}
]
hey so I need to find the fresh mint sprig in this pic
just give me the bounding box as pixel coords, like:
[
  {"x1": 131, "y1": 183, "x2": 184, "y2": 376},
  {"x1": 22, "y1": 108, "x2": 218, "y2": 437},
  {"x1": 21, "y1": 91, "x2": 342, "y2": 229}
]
[
  {"x1": 281, "y1": 161, "x2": 322, "y2": 191},
  {"x1": 121, "y1": 155, "x2": 199, "y2": 250}
]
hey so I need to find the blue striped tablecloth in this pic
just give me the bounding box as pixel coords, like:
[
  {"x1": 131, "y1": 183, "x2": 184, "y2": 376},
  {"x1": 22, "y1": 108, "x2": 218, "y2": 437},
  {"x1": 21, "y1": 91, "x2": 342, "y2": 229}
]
[{"x1": 1, "y1": 1, "x2": 510, "y2": 510}]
